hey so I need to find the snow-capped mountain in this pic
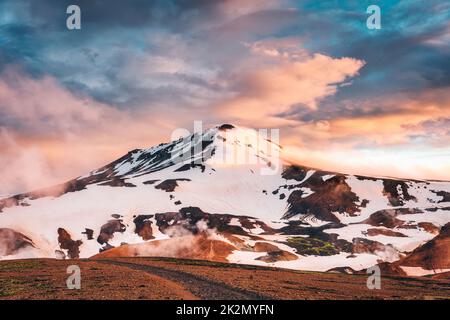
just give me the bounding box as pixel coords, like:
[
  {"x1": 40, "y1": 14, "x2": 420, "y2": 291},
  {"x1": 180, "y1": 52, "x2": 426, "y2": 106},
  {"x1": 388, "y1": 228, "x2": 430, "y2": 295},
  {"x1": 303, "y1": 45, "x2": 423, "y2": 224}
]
[{"x1": 1, "y1": 124, "x2": 449, "y2": 276}]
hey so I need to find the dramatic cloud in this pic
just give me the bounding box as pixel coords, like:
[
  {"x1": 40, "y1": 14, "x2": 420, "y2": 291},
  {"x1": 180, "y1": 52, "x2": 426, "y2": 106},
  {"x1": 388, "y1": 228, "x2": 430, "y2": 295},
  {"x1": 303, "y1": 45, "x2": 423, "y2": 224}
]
[
  {"x1": 0, "y1": 67, "x2": 121, "y2": 136},
  {"x1": 281, "y1": 88, "x2": 450, "y2": 180},
  {"x1": 0, "y1": 0, "x2": 449, "y2": 193},
  {"x1": 0, "y1": 68, "x2": 186, "y2": 194},
  {"x1": 218, "y1": 40, "x2": 365, "y2": 125}
]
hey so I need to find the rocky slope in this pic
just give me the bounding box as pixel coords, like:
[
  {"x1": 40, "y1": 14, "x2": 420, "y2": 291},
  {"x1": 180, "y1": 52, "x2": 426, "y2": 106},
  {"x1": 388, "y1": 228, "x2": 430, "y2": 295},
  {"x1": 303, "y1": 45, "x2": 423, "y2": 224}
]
[{"x1": 0, "y1": 124, "x2": 449, "y2": 276}]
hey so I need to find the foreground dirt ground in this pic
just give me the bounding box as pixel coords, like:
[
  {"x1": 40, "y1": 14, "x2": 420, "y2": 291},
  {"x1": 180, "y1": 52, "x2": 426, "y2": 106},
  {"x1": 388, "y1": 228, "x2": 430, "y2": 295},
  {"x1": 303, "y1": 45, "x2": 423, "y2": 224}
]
[{"x1": 0, "y1": 257, "x2": 449, "y2": 300}]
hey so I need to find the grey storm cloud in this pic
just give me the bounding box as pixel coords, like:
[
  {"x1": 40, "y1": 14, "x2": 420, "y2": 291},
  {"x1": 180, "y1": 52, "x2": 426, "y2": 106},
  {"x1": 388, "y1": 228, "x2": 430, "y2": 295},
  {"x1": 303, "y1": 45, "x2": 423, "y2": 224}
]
[
  {"x1": 25, "y1": 0, "x2": 224, "y2": 30},
  {"x1": 0, "y1": 0, "x2": 264, "y2": 111},
  {"x1": 0, "y1": 0, "x2": 449, "y2": 123}
]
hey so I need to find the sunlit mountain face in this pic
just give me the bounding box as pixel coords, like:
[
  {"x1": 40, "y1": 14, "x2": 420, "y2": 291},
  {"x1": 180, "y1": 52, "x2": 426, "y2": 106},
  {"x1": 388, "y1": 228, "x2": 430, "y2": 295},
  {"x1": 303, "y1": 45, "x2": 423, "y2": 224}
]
[{"x1": 0, "y1": 124, "x2": 449, "y2": 277}]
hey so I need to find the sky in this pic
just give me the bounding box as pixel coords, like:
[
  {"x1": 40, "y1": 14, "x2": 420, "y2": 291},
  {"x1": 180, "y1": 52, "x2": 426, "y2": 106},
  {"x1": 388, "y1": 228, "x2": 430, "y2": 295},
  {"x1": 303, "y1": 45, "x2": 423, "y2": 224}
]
[{"x1": 0, "y1": 0, "x2": 449, "y2": 194}]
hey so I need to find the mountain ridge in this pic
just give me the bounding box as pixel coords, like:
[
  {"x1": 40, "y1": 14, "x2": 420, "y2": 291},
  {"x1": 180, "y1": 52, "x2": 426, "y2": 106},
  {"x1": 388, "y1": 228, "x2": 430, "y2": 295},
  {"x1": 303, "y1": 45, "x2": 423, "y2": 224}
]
[{"x1": 0, "y1": 124, "x2": 449, "y2": 276}]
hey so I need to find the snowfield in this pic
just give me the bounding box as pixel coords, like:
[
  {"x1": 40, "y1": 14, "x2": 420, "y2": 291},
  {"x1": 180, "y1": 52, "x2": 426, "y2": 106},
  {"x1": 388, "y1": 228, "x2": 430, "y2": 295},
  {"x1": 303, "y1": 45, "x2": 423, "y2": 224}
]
[{"x1": 0, "y1": 124, "x2": 449, "y2": 276}]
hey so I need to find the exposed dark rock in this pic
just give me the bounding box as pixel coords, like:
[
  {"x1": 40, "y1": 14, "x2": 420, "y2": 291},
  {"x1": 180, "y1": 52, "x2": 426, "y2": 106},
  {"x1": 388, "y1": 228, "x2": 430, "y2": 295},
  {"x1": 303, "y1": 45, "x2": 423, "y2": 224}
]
[
  {"x1": 400, "y1": 222, "x2": 450, "y2": 270},
  {"x1": 393, "y1": 208, "x2": 423, "y2": 215},
  {"x1": 154, "y1": 207, "x2": 275, "y2": 237},
  {"x1": 82, "y1": 228, "x2": 94, "y2": 240},
  {"x1": 256, "y1": 250, "x2": 298, "y2": 262},
  {"x1": 355, "y1": 176, "x2": 378, "y2": 182},
  {"x1": 417, "y1": 222, "x2": 440, "y2": 234},
  {"x1": 382, "y1": 179, "x2": 417, "y2": 206},
  {"x1": 132, "y1": 145, "x2": 177, "y2": 176},
  {"x1": 283, "y1": 170, "x2": 366, "y2": 222},
  {"x1": 264, "y1": 138, "x2": 283, "y2": 150},
  {"x1": 282, "y1": 165, "x2": 309, "y2": 181},
  {"x1": 363, "y1": 228, "x2": 407, "y2": 237},
  {"x1": 278, "y1": 222, "x2": 352, "y2": 253},
  {"x1": 97, "y1": 220, "x2": 126, "y2": 245},
  {"x1": 218, "y1": 124, "x2": 235, "y2": 131},
  {"x1": 352, "y1": 237, "x2": 394, "y2": 255},
  {"x1": 99, "y1": 243, "x2": 115, "y2": 252},
  {"x1": 279, "y1": 221, "x2": 344, "y2": 235},
  {"x1": 143, "y1": 179, "x2": 160, "y2": 185},
  {"x1": 327, "y1": 266, "x2": 357, "y2": 274},
  {"x1": 431, "y1": 190, "x2": 450, "y2": 203},
  {"x1": 98, "y1": 178, "x2": 136, "y2": 187},
  {"x1": 424, "y1": 206, "x2": 450, "y2": 212},
  {"x1": 397, "y1": 226, "x2": 417, "y2": 231},
  {"x1": 362, "y1": 209, "x2": 408, "y2": 228},
  {"x1": 369, "y1": 262, "x2": 407, "y2": 276},
  {"x1": 0, "y1": 228, "x2": 34, "y2": 256},
  {"x1": 155, "y1": 179, "x2": 191, "y2": 192},
  {"x1": 133, "y1": 215, "x2": 154, "y2": 240},
  {"x1": 174, "y1": 163, "x2": 206, "y2": 172},
  {"x1": 57, "y1": 228, "x2": 82, "y2": 259}
]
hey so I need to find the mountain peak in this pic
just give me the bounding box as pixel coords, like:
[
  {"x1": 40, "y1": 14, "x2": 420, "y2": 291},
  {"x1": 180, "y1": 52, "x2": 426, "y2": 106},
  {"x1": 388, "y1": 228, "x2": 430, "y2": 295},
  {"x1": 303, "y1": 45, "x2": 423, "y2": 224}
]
[
  {"x1": 0, "y1": 123, "x2": 449, "y2": 278},
  {"x1": 74, "y1": 123, "x2": 283, "y2": 185},
  {"x1": 218, "y1": 123, "x2": 236, "y2": 131}
]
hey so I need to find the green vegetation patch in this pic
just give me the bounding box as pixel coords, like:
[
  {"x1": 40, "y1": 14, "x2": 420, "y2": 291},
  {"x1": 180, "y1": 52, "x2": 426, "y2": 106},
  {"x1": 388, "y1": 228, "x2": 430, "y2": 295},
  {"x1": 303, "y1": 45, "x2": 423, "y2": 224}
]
[
  {"x1": 0, "y1": 260, "x2": 42, "y2": 272},
  {"x1": 285, "y1": 237, "x2": 339, "y2": 256},
  {"x1": 0, "y1": 278, "x2": 26, "y2": 297}
]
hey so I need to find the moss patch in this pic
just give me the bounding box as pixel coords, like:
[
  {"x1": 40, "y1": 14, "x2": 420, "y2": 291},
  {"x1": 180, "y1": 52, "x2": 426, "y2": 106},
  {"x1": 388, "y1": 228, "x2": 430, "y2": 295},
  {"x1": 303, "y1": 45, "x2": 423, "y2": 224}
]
[
  {"x1": 285, "y1": 237, "x2": 339, "y2": 256},
  {"x1": 0, "y1": 260, "x2": 41, "y2": 272},
  {"x1": 0, "y1": 278, "x2": 26, "y2": 297}
]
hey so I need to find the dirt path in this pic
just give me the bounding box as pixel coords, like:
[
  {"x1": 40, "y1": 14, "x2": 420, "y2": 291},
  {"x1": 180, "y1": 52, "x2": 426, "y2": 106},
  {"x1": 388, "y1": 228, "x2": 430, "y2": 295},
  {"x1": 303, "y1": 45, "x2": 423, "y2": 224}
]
[
  {"x1": 1, "y1": 258, "x2": 448, "y2": 300},
  {"x1": 99, "y1": 259, "x2": 273, "y2": 300}
]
